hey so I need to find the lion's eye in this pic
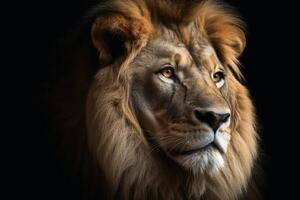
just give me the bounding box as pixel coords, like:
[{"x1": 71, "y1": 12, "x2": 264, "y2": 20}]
[
  {"x1": 160, "y1": 67, "x2": 175, "y2": 79},
  {"x1": 212, "y1": 71, "x2": 226, "y2": 88}
]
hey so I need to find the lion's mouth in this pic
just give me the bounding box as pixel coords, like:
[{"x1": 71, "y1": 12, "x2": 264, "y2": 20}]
[
  {"x1": 169, "y1": 146, "x2": 211, "y2": 156},
  {"x1": 166, "y1": 130, "x2": 215, "y2": 156},
  {"x1": 166, "y1": 132, "x2": 230, "y2": 157},
  {"x1": 164, "y1": 127, "x2": 231, "y2": 157}
]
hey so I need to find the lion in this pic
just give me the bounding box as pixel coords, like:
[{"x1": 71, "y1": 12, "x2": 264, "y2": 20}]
[{"x1": 48, "y1": 0, "x2": 260, "y2": 199}]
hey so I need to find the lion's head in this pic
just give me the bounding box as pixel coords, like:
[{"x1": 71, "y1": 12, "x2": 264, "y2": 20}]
[{"x1": 52, "y1": 0, "x2": 259, "y2": 199}]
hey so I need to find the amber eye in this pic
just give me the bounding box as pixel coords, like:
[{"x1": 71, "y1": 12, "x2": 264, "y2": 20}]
[
  {"x1": 160, "y1": 67, "x2": 175, "y2": 79},
  {"x1": 213, "y1": 71, "x2": 225, "y2": 82},
  {"x1": 212, "y1": 71, "x2": 226, "y2": 88}
]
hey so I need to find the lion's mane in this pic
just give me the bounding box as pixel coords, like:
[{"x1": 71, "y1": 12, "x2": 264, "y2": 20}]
[{"x1": 49, "y1": 0, "x2": 260, "y2": 199}]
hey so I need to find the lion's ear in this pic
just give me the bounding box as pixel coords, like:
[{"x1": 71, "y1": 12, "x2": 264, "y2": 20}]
[{"x1": 91, "y1": 13, "x2": 151, "y2": 65}]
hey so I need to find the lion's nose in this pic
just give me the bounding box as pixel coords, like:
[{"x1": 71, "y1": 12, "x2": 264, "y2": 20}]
[{"x1": 193, "y1": 109, "x2": 230, "y2": 132}]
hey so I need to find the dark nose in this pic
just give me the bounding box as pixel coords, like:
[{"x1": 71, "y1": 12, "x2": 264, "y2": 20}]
[{"x1": 193, "y1": 109, "x2": 230, "y2": 132}]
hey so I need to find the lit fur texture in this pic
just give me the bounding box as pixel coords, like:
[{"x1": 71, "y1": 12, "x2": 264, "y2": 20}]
[{"x1": 51, "y1": 0, "x2": 259, "y2": 199}]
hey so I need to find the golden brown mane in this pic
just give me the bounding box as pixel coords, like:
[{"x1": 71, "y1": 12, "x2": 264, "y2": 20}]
[{"x1": 50, "y1": 0, "x2": 260, "y2": 199}]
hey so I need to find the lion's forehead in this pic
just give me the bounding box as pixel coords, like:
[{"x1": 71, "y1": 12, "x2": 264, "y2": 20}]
[{"x1": 149, "y1": 36, "x2": 219, "y2": 72}]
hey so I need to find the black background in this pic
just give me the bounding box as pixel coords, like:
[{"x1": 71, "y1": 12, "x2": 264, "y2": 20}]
[{"x1": 9, "y1": 0, "x2": 299, "y2": 199}]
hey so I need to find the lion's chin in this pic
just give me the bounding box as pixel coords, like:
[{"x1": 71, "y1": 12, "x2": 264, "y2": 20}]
[{"x1": 167, "y1": 145, "x2": 225, "y2": 175}]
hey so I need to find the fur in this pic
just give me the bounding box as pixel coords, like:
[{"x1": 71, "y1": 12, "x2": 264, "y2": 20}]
[{"x1": 49, "y1": 0, "x2": 260, "y2": 199}]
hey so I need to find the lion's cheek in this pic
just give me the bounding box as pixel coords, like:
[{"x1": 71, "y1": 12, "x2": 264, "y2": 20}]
[{"x1": 131, "y1": 91, "x2": 165, "y2": 135}]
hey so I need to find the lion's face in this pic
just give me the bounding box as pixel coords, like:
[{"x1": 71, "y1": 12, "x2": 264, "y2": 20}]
[
  {"x1": 84, "y1": 0, "x2": 258, "y2": 198},
  {"x1": 130, "y1": 32, "x2": 232, "y2": 173}
]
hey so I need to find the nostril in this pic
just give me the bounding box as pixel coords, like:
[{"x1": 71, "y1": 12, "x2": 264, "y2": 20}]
[
  {"x1": 193, "y1": 110, "x2": 230, "y2": 132},
  {"x1": 194, "y1": 110, "x2": 215, "y2": 125},
  {"x1": 221, "y1": 113, "x2": 230, "y2": 123}
]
